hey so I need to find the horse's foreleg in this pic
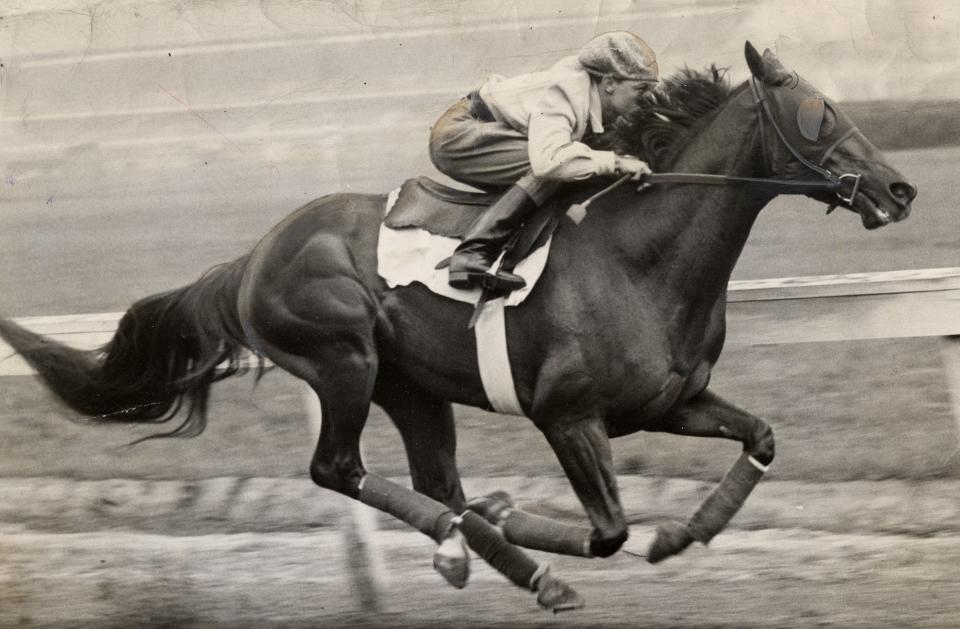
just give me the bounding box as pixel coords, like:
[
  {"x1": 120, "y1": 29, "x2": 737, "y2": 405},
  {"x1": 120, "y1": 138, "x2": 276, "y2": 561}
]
[
  {"x1": 539, "y1": 416, "x2": 629, "y2": 559},
  {"x1": 644, "y1": 389, "x2": 775, "y2": 563},
  {"x1": 467, "y1": 490, "x2": 594, "y2": 557}
]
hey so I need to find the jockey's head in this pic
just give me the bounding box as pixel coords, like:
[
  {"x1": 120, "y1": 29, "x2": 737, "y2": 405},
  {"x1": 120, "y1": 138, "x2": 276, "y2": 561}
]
[{"x1": 579, "y1": 31, "x2": 659, "y2": 123}]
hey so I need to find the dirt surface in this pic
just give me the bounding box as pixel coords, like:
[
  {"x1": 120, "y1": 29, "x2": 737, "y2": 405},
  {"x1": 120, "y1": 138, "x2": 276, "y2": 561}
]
[{"x1": 2, "y1": 526, "x2": 958, "y2": 629}]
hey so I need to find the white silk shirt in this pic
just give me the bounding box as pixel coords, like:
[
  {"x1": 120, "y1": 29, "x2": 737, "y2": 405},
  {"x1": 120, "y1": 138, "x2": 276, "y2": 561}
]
[{"x1": 478, "y1": 56, "x2": 618, "y2": 180}]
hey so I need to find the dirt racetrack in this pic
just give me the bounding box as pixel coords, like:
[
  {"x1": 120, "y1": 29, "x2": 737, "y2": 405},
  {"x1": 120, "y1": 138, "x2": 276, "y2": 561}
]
[
  {"x1": 3, "y1": 525, "x2": 959, "y2": 629},
  {"x1": 3, "y1": 438, "x2": 960, "y2": 629}
]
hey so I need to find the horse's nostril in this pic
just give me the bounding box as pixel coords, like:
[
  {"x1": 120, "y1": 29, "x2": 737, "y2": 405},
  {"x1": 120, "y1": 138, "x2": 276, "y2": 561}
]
[{"x1": 890, "y1": 182, "x2": 917, "y2": 203}]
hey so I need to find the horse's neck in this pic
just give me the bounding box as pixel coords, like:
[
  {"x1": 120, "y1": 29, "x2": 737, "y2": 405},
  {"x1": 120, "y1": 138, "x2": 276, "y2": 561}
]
[{"x1": 615, "y1": 91, "x2": 770, "y2": 303}]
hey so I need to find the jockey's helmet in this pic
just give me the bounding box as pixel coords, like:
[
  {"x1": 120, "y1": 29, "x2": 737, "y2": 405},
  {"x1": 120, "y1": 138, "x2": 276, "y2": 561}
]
[{"x1": 578, "y1": 32, "x2": 659, "y2": 83}]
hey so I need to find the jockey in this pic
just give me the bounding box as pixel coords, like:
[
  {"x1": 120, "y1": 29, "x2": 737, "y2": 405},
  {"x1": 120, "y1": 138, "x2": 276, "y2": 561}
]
[{"x1": 429, "y1": 31, "x2": 659, "y2": 292}]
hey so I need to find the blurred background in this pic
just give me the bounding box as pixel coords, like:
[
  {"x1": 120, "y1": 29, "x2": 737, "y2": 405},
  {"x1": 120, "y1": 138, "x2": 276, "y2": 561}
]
[{"x1": 1, "y1": 2, "x2": 959, "y2": 627}]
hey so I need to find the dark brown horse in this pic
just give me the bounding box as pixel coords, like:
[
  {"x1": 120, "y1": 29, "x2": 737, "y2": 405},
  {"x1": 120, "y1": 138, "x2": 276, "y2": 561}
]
[{"x1": 0, "y1": 43, "x2": 916, "y2": 611}]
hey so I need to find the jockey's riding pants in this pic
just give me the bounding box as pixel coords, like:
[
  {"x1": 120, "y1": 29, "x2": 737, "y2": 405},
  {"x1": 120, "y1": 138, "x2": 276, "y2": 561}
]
[{"x1": 429, "y1": 93, "x2": 555, "y2": 205}]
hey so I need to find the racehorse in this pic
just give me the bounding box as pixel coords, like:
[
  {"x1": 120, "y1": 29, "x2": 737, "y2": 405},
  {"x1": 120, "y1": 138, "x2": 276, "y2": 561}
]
[{"x1": 0, "y1": 43, "x2": 916, "y2": 611}]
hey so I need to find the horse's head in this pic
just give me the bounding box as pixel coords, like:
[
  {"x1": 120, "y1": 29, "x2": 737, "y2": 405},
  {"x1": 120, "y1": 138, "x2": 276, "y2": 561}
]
[{"x1": 744, "y1": 41, "x2": 917, "y2": 229}]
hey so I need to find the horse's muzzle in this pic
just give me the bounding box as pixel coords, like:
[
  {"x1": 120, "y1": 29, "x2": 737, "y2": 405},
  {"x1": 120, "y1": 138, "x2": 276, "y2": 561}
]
[{"x1": 888, "y1": 181, "x2": 918, "y2": 221}]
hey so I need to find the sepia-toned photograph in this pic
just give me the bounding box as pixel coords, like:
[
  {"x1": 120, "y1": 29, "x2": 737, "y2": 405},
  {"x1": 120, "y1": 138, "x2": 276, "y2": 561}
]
[{"x1": 1, "y1": 1, "x2": 958, "y2": 627}]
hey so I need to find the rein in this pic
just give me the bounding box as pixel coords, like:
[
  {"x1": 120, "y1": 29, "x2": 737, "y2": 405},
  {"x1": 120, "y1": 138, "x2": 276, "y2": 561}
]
[
  {"x1": 640, "y1": 172, "x2": 844, "y2": 195},
  {"x1": 584, "y1": 77, "x2": 863, "y2": 210}
]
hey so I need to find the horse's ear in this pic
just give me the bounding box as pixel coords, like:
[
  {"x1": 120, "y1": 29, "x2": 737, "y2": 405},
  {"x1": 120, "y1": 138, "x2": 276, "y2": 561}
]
[
  {"x1": 744, "y1": 41, "x2": 793, "y2": 85},
  {"x1": 761, "y1": 49, "x2": 793, "y2": 85},
  {"x1": 745, "y1": 41, "x2": 765, "y2": 80}
]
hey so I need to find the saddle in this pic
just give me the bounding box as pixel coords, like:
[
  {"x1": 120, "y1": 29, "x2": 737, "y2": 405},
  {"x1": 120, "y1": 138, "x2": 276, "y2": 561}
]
[{"x1": 384, "y1": 177, "x2": 565, "y2": 278}]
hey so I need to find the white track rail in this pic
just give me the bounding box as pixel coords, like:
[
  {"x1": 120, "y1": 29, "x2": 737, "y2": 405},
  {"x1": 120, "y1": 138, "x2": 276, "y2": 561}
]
[{"x1": 4, "y1": 268, "x2": 959, "y2": 375}]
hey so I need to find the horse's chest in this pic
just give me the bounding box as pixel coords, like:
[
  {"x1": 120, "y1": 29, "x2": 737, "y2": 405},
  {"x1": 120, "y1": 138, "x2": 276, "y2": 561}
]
[
  {"x1": 589, "y1": 311, "x2": 721, "y2": 431},
  {"x1": 603, "y1": 359, "x2": 714, "y2": 436}
]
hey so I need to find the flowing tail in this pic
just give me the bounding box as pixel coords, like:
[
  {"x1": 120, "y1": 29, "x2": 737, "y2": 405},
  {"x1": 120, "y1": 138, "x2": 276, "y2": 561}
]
[{"x1": 0, "y1": 255, "x2": 256, "y2": 441}]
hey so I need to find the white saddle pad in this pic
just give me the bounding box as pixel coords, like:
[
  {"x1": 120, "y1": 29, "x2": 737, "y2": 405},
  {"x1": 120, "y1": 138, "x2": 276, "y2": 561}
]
[{"x1": 376, "y1": 188, "x2": 550, "y2": 306}]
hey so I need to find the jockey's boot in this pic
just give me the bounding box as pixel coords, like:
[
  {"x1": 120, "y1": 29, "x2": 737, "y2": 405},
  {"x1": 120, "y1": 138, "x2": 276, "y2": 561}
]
[{"x1": 448, "y1": 184, "x2": 538, "y2": 291}]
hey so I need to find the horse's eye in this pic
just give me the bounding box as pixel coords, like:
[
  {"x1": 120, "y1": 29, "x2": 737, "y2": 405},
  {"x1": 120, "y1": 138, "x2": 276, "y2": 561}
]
[{"x1": 797, "y1": 96, "x2": 825, "y2": 141}]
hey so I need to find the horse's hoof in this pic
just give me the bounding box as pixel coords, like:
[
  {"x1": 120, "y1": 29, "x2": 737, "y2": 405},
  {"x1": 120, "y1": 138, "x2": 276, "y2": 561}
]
[
  {"x1": 433, "y1": 529, "x2": 470, "y2": 589},
  {"x1": 535, "y1": 569, "x2": 585, "y2": 613},
  {"x1": 466, "y1": 490, "x2": 514, "y2": 525},
  {"x1": 646, "y1": 521, "x2": 694, "y2": 564}
]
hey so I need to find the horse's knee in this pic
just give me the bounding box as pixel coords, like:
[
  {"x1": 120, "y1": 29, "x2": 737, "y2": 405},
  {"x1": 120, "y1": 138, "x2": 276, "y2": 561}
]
[
  {"x1": 750, "y1": 421, "x2": 775, "y2": 466},
  {"x1": 589, "y1": 526, "x2": 629, "y2": 558}
]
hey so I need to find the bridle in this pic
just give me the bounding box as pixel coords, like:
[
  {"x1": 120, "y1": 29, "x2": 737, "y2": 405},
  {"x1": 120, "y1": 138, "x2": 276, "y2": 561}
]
[
  {"x1": 623, "y1": 77, "x2": 863, "y2": 210},
  {"x1": 747, "y1": 76, "x2": 862, "y2": 210}
]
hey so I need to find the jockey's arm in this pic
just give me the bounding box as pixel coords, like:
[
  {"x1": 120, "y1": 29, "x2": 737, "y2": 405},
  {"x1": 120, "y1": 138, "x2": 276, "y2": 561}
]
[{"x1": 527, "y1": 83, "x2": 619, "y2": 181}]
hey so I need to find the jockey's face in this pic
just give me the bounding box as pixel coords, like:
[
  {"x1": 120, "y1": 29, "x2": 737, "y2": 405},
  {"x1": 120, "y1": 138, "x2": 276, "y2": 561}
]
[{"x1": 600, "y1": 76, "x2": 655, "y2": 123}]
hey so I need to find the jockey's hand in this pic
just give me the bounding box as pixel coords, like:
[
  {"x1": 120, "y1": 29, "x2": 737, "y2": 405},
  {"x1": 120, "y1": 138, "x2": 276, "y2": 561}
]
[{"x1": 614, "y1": 155, "x2": 652, "y2": 181}]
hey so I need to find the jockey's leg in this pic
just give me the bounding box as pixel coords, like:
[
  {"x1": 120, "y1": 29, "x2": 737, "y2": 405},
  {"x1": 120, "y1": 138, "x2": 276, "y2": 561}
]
[
  {"x1": 448, "y1": 173, "x2": 559, "y2": 291},
  {"x1": 643, "y1": 389, "x2": 775, "y2": 563},
  {"x1": 428, "y1": 97, "x2": 560, "y2": 291},
  {"x1": 448, "y1": 184, "x2": 538, "y2": 291},
  {"x1": 429, "y1": 97, "x2": 531, "y2": 190}
]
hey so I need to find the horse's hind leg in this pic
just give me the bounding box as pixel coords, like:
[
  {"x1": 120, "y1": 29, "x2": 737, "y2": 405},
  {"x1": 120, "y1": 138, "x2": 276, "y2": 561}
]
[
  {"x1": 372, "y1": 364, "x2": 584, "y2": 611},
  {"x1": 372, "y1": 364, "x2": 470, "y2": 588},
  {"x1": 372, "y1": 363, "x2": 466, "y2": 511},
  {"x1": 242, "y1": 236, "x2": 580, "y2": 608},
  {"x1": 644, "y1": 388, "x2": 775, "y2": 563},
  {"x1": 262, "y1": 335, "x2": 468, "y2": 583},
  {"x1": 243, "y1": 252, "x2": 474, "y2": 588}
]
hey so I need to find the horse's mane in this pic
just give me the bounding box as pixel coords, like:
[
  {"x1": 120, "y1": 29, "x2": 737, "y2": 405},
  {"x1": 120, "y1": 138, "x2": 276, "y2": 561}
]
[{"x1": 591, "y1": 65, "x2": 735, "y2": 170}]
